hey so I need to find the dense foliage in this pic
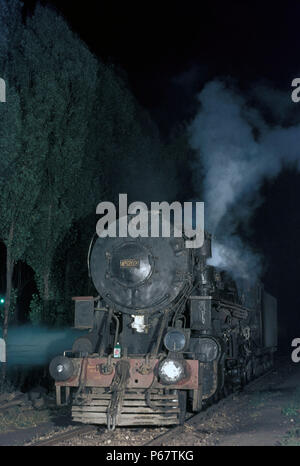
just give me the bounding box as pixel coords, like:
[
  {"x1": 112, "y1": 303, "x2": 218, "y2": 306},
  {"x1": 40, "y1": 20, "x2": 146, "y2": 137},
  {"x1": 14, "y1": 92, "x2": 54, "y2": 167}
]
[{"x1": 0, "y1": 0, "x2": 188, "y2": 336}]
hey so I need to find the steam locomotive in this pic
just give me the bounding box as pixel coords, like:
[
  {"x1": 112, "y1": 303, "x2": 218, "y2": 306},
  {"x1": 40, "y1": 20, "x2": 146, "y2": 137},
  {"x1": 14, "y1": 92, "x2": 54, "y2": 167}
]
[{"x1": 49, "y1": 213, "x2": 277, "y2": 430}]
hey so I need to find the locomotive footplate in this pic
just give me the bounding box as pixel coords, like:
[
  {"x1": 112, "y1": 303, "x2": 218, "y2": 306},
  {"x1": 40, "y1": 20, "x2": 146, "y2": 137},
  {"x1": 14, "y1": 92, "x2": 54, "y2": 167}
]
[
  {"x1": 54, "y1": 356, "x2": 198, "y2": 389},
  {"x1": 54, "y1": 356, "x2": 198, "y2": 428},
  {"x1": 72, "y1": 389, "x2": 181, "y2": 427}
]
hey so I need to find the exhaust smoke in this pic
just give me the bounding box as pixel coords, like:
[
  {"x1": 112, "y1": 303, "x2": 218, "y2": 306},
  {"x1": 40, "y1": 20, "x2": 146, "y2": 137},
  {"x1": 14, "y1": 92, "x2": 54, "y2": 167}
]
[{"x1": 188, "y1": 79, "x2": 300, "y2": 279}]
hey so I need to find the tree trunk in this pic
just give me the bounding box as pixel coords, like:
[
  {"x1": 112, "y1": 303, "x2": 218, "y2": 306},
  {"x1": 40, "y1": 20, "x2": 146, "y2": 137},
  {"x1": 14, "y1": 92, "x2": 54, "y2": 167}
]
[
  {"x1": 65, "y1": 249, "x2": 70, "y2": 303},
  {"x1": 1, "y1": 221, "x2": 15, "y2": 389},
  {"x1": 42, "y1": 202, "x2": 52, "y2": 324},
  {"x1": 42, "y1": 270, "x2": 50, "y2": 323}
]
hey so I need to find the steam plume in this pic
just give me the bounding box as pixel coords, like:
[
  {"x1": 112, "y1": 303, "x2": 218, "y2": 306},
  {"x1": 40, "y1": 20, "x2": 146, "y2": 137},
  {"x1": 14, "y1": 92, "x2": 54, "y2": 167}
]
[
  {"x1": 1, "y1": 325, "x2": 83, "y2": 366},
  {"x1": 188, "y1": 79, "x2": 300, "y2": 279}
]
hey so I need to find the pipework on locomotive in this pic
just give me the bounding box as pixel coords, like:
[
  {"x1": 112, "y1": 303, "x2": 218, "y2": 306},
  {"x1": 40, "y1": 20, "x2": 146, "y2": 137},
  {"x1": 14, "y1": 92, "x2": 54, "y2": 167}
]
[{"x1": 49, "y1": 214, "x2": 277, "y2": 430}]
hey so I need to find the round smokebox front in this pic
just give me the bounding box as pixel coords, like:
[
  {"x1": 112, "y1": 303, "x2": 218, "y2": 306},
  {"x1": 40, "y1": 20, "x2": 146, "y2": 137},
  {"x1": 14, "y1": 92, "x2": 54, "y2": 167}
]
[
  {"x1": 89, "y1": 216, "x2": 191, "y2": 314},
  {"x1": 110, "y1": 242, "x2": 153, "y2": 287}
]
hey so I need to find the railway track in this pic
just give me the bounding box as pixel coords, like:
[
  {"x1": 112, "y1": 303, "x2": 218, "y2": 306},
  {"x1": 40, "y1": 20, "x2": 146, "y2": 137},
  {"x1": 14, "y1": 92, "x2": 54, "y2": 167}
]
[
  {"x1": 145, "y1": 368, "x2": 275, "y2": 446},
  {"x1": 29, "y1": 424, "x2": 98, "y2": 446},
  {"x1": 29, "y1": 368, "x2": 274, "y2": 446},
  {"x1": 0, "y1": 393, "x2": 32, "y2": 412},
  {"x1": 145, "y1": 394, "x2": 234, "y2": 446}
]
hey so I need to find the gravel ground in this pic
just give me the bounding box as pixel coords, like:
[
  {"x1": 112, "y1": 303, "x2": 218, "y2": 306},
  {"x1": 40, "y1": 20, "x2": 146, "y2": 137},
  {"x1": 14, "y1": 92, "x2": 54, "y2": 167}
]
[{"x1": 46, "y1": 426, "x2": 169, "y2": 446}]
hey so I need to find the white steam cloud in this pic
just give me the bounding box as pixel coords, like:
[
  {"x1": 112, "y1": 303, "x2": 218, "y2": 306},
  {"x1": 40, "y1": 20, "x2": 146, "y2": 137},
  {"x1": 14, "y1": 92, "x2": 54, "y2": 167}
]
[{"x1": 188, "y1": 79, "x2": 300, "y2": 279}]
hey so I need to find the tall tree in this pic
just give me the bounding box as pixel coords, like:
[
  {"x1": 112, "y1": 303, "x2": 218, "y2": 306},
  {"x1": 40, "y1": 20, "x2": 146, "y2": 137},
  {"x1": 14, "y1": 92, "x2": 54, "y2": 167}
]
[
  {"x1": 22, "y1": 4, "x2": 98, "y2": 323},
  {"x1": 0, "y1": 0, "x2": 48, "y2": 383}
]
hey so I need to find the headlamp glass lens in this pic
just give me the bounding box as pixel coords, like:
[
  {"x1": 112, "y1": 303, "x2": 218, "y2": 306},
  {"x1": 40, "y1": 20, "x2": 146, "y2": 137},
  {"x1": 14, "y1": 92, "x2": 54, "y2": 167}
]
[
  {"x1": 164, "y1": 330, "x2": 186, "y2": 352},
  {"x1": 158, "y1": 358, "x2": 185, "y2": 384}
]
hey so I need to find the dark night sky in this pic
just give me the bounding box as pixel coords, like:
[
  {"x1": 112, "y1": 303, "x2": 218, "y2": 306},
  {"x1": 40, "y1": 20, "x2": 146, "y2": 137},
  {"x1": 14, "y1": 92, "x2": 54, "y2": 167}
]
[
  {"x1": 22, "y1": 0, "x2": 300, "y2": 345},
  {"x1": 26, "y1": 0, "x2": 300, "y2": 132}
]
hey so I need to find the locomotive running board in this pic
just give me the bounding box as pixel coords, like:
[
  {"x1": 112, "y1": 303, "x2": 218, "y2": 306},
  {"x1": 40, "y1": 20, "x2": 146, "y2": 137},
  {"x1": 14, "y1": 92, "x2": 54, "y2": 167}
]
[{"x1": 72, "y1": 389, "x2": 180, "y2": 427}]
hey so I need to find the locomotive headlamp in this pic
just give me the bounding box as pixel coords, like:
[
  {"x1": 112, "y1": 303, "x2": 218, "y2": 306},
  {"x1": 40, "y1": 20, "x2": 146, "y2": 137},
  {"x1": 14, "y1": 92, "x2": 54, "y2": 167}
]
[
  {"x1": 164, "y1": 329, "x2": 186, "y2": 352},
  {"x1": 49, "y1": 355, "x2": 74, "y2": 382},
  {"x1": 158, "y1": 358, "x2": 185, "y2": 385},
  {"x1": 197, "y1": 337, "x2": 220, "y2": 363},
  {"x1": 72, "y1": 336, "x2": 94, "y2": 355}
]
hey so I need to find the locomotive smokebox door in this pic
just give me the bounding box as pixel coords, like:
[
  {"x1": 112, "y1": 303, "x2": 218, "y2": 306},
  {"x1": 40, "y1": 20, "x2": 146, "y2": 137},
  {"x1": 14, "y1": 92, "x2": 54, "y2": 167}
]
[
  {"x1": 189, "y1": 296, "x2": 212, "y2": 333},
  {"x1": 72, "y1": 296, "x2": 94, "y2": 329}
]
